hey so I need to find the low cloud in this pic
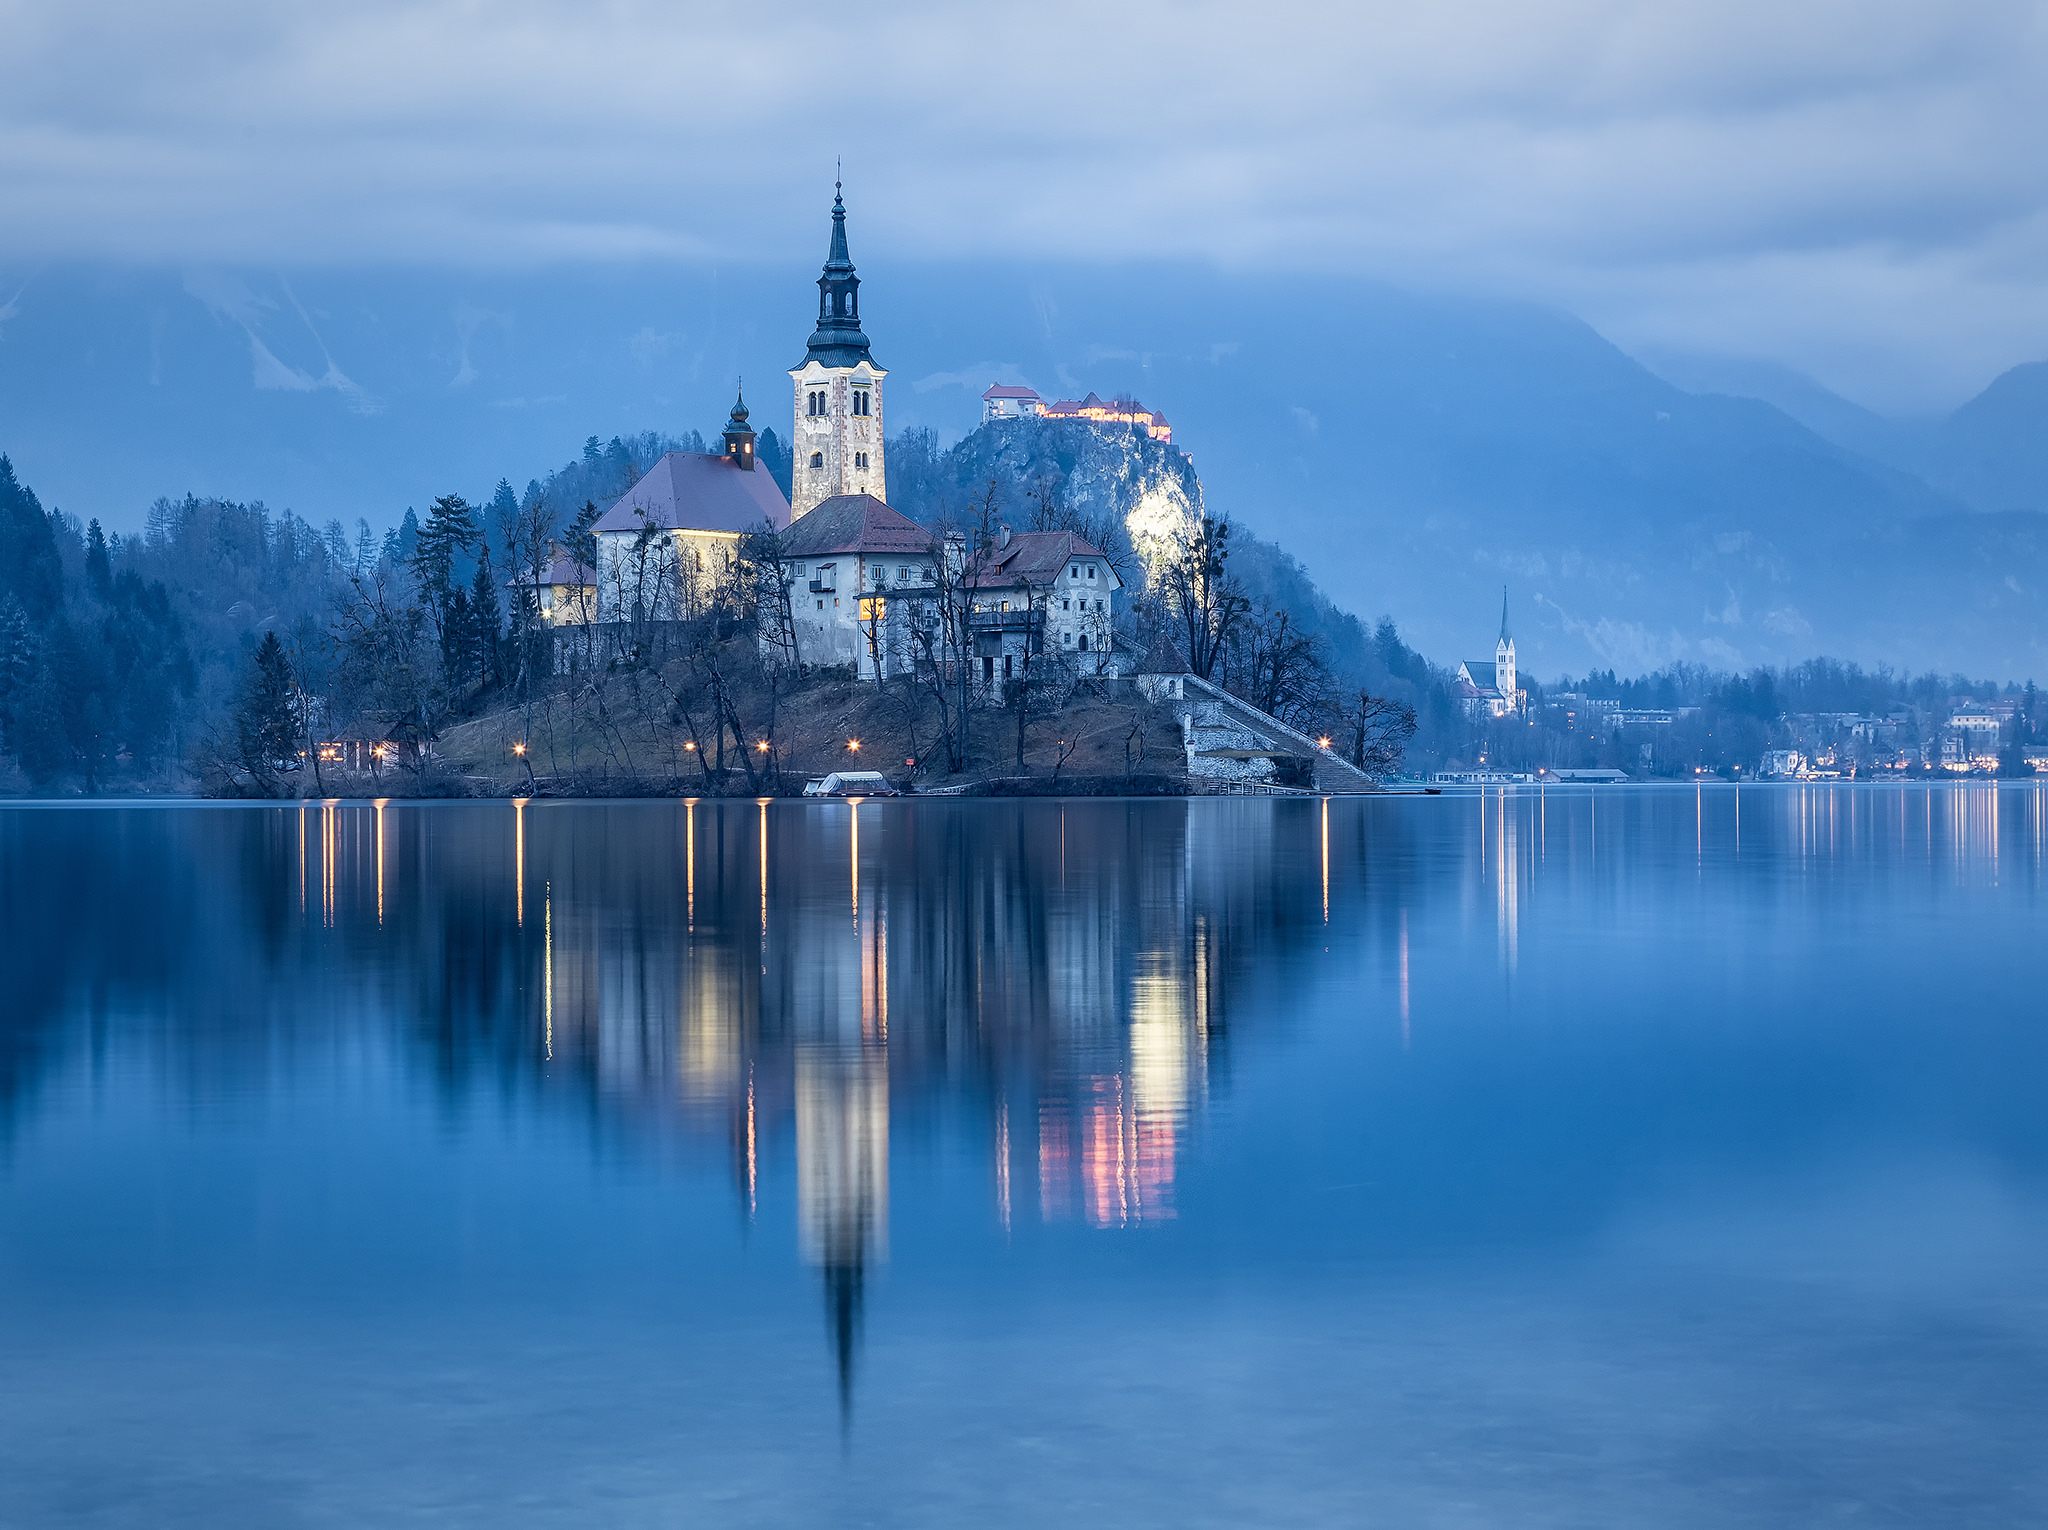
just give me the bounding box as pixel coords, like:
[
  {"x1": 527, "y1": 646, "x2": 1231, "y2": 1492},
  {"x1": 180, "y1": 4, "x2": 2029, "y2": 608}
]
[{"x1": 7, "y1": 3, "x2": 2044, "y2": 408}]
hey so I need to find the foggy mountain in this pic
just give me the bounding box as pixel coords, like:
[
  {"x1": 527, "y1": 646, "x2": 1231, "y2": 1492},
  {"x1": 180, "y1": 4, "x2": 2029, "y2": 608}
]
[{"x1": 2, "y1": 260, "x2": 2045, "y2": 679}]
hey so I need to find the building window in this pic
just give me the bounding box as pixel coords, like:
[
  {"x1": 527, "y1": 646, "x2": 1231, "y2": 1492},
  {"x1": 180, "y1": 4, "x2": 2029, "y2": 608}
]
[
  {"x1": 810, "y1": 452, "x2": 823, "y2": 469},
  {"x1": 1080, "y1": 634, "x2": 1090, "y2": 651},
  {"x1": 795, "y1": 563, "x2": 806, "y2": 576},
  {"x1": 1003, "y1": 655, "x2": 1013, "y2": 679},
  {"x1": 817, "y1": 599, "x2": 824, "y2": 610},
  {"x1": 1069, "y1": 565, "x2": 1077, "y2": 578},
  {"x1": 1095, "y1": 599, "x2": 1104, "y2": 612},
  {"x1": 897, "y1": 566, "x2": 908, "y2": 580},
  {"x1": 1087, "y1": 565, "x2": 1097, "y2": 580},
  {"x1": 1062, "y1": 599, "x2": 1070, "y2": 610},
  {"x1": 1063, "y1": 630, "x2": 1072, "y2": 646}
]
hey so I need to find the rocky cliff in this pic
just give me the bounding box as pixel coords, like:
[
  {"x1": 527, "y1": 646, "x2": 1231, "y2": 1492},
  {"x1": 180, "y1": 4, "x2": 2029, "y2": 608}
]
[{"x1": 885, "y1": 417, "x2": 1201, "y2": 561}]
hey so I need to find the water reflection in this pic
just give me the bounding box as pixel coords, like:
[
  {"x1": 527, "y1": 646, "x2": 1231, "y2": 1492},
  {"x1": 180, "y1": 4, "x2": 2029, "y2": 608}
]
[{"x1": 8, "y1": 785, "x2": 2048, "y2": 1423}]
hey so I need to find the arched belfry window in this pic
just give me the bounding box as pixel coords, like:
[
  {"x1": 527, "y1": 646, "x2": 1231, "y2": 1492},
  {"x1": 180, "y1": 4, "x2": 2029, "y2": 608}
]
[{"x1": 810, "y1": 452, "x2": 823, "y2": 469}]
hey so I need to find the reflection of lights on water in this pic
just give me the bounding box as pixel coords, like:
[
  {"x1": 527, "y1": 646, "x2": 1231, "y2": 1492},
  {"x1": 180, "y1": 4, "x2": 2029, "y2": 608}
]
[
  {"x1": 1399, "y1": 909, "x2": 1410, "y2": 1047},
  {"x1": 543, "y1": 879, "x2": 553, "y2": 1061},
  {"x1": 994, "y1": 1098, "x2": 1011, "y2": 1236},
  {"x1": 513, "y1": 798, "x2": 523, "y2": 929},
  {"x1": 376, "y1": 799, "x2": 388, "y2": 926}
]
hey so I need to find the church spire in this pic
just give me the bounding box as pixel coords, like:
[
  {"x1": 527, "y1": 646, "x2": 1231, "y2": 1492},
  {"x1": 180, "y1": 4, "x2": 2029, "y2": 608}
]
[
  {"x1": 802, "y1": 180, "x2": 874, "y2": 369},
  {"x1": 1499, "y1": 585, "x2": 1511, "y2": 644}
]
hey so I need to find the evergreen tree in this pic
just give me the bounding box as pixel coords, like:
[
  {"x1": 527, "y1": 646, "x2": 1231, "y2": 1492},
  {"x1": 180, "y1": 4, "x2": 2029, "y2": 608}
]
[
  {"x1": 235, "y1": 632, "x2": 301, "y2": 795},
  {"x1": 0, "y1": 598, "x2": 34, "y2": 749},
  {"x1": 410, "y1": 494, "x2": 479, "y2": 642},
  {"x1": 567, "y1": 499, "x2": 603, "y2": 569},
  {"x1": 470, "y1": 543, "x2": 503, "y2": 689},
  {"x1": 84, "y1": 519, "x2": 112, "y2": 600},
  {"x1": 14, "y1": 673, "x2": 70, "y2": 787},
  {"x1": 440, "y1": 586, "x2": 476, "y2": 689},
  {"x1": 0, "y1": 455, "x2": 63, "y2": 620}
]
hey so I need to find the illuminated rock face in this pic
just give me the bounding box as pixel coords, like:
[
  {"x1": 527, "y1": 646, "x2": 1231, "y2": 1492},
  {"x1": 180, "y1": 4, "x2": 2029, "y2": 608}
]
[{"x1": 892, "y1": 416, "x2": 1203, "y2": 578}]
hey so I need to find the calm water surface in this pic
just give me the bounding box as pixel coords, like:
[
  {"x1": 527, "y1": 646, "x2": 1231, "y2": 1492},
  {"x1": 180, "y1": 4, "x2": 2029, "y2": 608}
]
[{"x1": 2, "y1": 788, "x2": 2046, "y2": 1526}]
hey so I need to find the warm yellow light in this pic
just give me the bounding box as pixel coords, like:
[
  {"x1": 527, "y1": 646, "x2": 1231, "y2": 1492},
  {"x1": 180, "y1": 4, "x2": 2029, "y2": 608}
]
[
  {"x1": 513, "y1": 741, "x2": 527, "y2": 756},
  {"x1": 756, "y1": 740, "x2": 770, "y2": 752},
  {"x1": 1317, "y1": 736, "x2": 1332, "y2": 748},
  {"x1": 685, "y1": 740, "x2": 697, "y2": 751},
  {"x1": 847, "y1": 739, "x2": 861, "y2": 752}
]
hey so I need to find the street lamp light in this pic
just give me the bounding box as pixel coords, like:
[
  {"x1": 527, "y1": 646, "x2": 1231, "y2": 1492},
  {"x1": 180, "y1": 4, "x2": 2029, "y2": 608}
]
[{"x1": 847, "y1": 739, "x2": 861, "y2": 753}]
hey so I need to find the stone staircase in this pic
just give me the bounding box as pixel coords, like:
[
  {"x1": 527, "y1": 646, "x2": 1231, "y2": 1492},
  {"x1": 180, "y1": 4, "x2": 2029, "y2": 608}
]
[{"x1": 1129, "y1": 673, "x2": 1380, "y2": 793}]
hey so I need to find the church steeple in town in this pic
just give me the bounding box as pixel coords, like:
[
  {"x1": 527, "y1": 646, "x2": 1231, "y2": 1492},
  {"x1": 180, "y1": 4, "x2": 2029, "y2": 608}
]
[
  {"x1": 789, "y1": 179, "x2": 887, "y2": 518},
  {"x1": 1496, "y1": 585, "x2": 1516, "y2": 707},
  {"x1": 804, "y1": 180, "x2": 874, "y2": 369}
]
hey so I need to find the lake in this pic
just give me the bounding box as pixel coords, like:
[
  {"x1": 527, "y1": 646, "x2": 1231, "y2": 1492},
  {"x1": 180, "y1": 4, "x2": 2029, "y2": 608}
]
[{"x1": 2, "y1": 788, "x2": 2045, "y2": 1527}]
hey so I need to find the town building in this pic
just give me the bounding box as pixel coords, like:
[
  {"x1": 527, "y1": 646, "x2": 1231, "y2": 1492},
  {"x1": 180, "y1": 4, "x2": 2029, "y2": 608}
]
[
  {"x1": 589, "y1": 393, "x2": 791, "y2": 622},
  {"x1": 509, "y1": 547, "x2": 598, "y2": 627},
  {"x1": 779, "y1": 493, "x2": 939, "y2": 679},
  {"x1": 1041, "y1": 391, "x2": 1172, "y2": 444},
  {"x1": 1456, "y1": 590, "x2": 1522, "y2": 718},
  {"x1": 789, "y1": 186, "x2": 886, "y2": 518},
  {"x1": 982, "y1": 384, "x2": 1046, "y2": 422},
  {"x1": 963, "y1": 527, "x2": 1121, "y2": 688}
]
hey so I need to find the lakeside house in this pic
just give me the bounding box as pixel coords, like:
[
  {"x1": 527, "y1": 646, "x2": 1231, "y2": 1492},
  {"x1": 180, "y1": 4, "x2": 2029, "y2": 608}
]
[
  {"x1": 962, "y1": 527, "x2": 1121, "y2": 688},
  {"x1": 778, "y1": 493, "x2": 939, "y2": 679}
]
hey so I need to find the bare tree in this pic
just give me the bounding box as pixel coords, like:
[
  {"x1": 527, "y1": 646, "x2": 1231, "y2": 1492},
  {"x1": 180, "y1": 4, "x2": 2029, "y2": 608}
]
[
  {"x1": 1222, "y1": 605, "x2": 1329, "y2": 728},
  {"x1": 1349, "y1": 690, "x2": 1419, "y2": 778},
  {"x1": 907, "y1": 511, "x2": 970, "y2": 773},
  {"x1": 1156, "y1": 513, "x2": 1247, "y2": 679}
]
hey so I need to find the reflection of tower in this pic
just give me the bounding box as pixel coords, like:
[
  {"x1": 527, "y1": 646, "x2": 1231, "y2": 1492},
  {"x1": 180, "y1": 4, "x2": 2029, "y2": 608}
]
[
  {"x1": 1037, "y1": 846, "x2": 1210, "y2": 1228},
  {"x1": 796, "y1": 1045, "x2": 888, "y2": 1416}
]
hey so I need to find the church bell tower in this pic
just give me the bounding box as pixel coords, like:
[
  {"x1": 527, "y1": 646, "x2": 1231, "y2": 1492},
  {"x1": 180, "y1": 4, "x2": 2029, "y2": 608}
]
[
  {"x1": 1496, "y1": 586, "x2": 1517, "y2": 708},
  {"x1": 789, "y1": 183, "x2": 886, "y2": 518}
]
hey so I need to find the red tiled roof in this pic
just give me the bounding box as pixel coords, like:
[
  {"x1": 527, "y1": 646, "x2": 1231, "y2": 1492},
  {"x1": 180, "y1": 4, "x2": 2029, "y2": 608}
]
[
  {"x1": 966, "y1": 529, "x2": 1115, "y2": 590},
  {"x1": 781, "y1": 494, "x2": 932, "y2": 558},
  {"x1": 590, "y1": 451, "x2": 791, "y2": 537}
]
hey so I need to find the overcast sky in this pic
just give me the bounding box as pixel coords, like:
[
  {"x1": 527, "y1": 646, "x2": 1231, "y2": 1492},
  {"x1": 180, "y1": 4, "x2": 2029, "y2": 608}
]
[{"x1": 4, "y1": 0, "x2": 2046, "y2": 413}]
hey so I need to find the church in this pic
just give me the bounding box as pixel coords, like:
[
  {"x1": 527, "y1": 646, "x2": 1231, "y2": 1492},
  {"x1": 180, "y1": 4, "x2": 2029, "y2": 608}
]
[
  {"x1": 550, "y1": 185, "x2": 1118, "y2": 686},
  {"x1": 1457, "y1": 590, "x2": 1524, "y2": 718}
]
